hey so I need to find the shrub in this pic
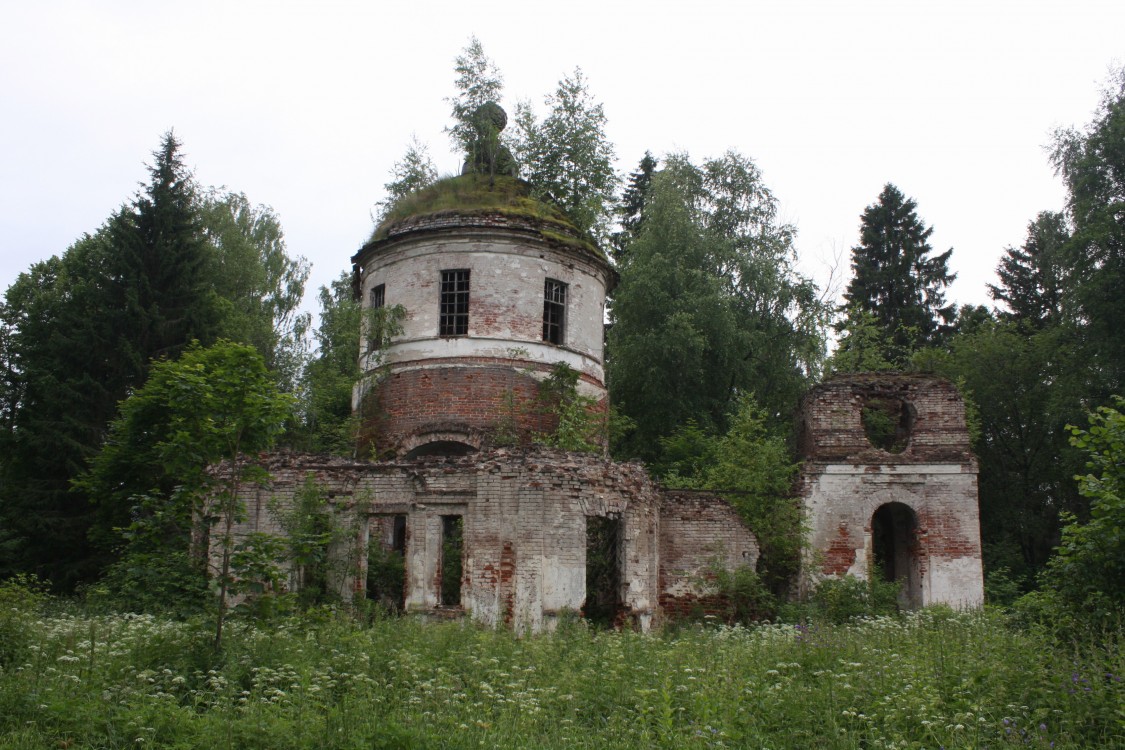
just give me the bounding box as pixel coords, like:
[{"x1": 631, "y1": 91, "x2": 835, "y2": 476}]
[
  {"x1": 713, "y1": 564, "x2": 777, "y2": 622},
  {"x1": 0, "y1": 574, "x2": 46, "y2": 667},
  {"x1": 806, "y1": 575, "x2": 900, "y2": 623}
]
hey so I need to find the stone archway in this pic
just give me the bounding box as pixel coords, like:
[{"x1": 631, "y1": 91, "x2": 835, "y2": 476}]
[{"x1": 871, "y1": 502, "x2": 923, "y2": 609}]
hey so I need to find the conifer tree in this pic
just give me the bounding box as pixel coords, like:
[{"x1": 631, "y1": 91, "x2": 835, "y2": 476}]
[
  {"x1": 107, "y1": 132, "x2": 221, "y2": 380},
  {"x1": 842, "y1": 184, "x2": 955, "y2": 362},
  {"x1": 988, "y1": 211, "x2": 1069, "y2": 328},
  {"x1": 612, "y1": 151, "x2": 658, "y2": 263}
]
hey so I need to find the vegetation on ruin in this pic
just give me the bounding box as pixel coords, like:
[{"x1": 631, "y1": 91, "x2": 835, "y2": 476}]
[{"x1": 369, "y1": 174, "x2": 604, "y2": 260}]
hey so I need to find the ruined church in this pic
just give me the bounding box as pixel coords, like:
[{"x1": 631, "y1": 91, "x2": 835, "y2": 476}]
[{"x1": 212, "y1": 109, "x2": 984, "y2": 630}]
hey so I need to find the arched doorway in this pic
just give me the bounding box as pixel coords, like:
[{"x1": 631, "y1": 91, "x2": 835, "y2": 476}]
[{"x1": 871, "y1": 502, "x2": 922, "y2": 608}]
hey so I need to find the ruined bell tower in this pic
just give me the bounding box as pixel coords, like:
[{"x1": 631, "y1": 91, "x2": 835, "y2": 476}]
[{"x1": 798, "y1": 373, "x2": 984, "y2": 608}]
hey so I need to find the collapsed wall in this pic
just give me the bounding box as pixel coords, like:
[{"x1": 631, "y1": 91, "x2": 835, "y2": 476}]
[
  {"x1": 798, "y1": 373, "x2": 984, "y2": 608},
  {"x1": 209, "y1": 448, "x2": 758, "y2": 632}
]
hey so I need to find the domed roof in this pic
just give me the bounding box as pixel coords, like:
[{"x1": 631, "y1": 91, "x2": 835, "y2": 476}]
[{"x1": 356, "y1": 174, "x2": 607, "y2": 265}]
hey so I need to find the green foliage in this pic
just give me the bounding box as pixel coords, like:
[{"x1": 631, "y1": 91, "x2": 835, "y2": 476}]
[
  {"x1": 199, "y1": 189, "x2": 311, "y2": 392},
  {"x1": 445, "y1": 36, "x2": 505, "y2": 160},
  {"x1": 804, "y1": 575, "x2": 901, "y2": 624},
  {"x1": 366, "y1": 537, "x2": 405, "y2": 613},
  {"x1": 533, "y1": 362, "x2": 604, "y2": 453},
  {"x1": 1, "y1": 606, "x2": 1121, "y2": 748},
  {"x1": 1052, "y1": 67, "x2": 1125, "y2": 392},
  {"x1": 0, "y1": 133, "x2": 224, "y2": 587},
  {"x1": 91, "y1": 551, "x2": 209, "y2": 618},
  {"x1": 273, "y1": 477, "x2": 351, "y2": 610},
  {"x1": 983, "y1": 566, "x2": 1024, "y2": 607},
  {"x1": 711, "y1": 564, "x2": 777, "y2": 623},
  {"x1": 512, "y1": 68, "x2": 618, "y2": 243},
  {"x1": 1024, "y1": 397, "x2": 1125, "y2": 633},
  {"x1": 827, "y1": 306, "x2": 901, "y2": 374},
  {"x1": 373, "y1": 136, "x2": 438, "y2": 224},
  {"x1": 608, "y1": 152, "x2": 827, "y2": 462},
  {"x1": 612, "y1": 151, "x2": 658, "y2": 262},
  {"x1": 0, "y1": 574, "x2": 46, "y2": 667},
  {"x1": 658, "y1": 395, "x2": 802, "y2": 594},
  {"x1": 916, "y1": 321, "x2": 1088, "y2": 586},
  {"x1": 860, "y1": 398, "x2": 909, "y2": 453},
  {"x1": 292, "y1": 273, "x2": 405, "y2": 456},
  {"x1": 81, "y1": 340, "x2": 292, "y2": 648},
  {"x1": 84, "y1": 341, "x2": 292, "y2": 553},
  {"x1": 841, "y1": 183, "x2": 956, "y2": 364},
  {"x1": 0, "y1": 133, "x2": 307, "y2": 589},
  {"x1": 988, "y1": 210, "x2": 1070, "y2": 328}
]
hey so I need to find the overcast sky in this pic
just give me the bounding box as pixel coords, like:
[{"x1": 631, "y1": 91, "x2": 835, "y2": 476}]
[{"x1": 2, "y1": 0, "x2": 1122, "y2": 318}]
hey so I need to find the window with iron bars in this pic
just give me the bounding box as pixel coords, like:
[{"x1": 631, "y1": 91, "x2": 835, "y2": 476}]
[
  {"x1": 367, "y1": 283, "x2": 386, "y2": 351},
  {"x1": 543, "y1": 278, "x2": 567, "y2": 345},
  {"x1": 439, "y1": 269, "x2": 470, "y2": 336}
]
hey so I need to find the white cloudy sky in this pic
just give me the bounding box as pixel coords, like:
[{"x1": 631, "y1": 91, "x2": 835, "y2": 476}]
[{"x1": 2, "y1": 0, "x2": 1122, "y2": 316}]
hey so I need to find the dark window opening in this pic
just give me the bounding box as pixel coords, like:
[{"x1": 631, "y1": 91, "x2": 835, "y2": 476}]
[
  {"x1": 367, "y1": 284, "x2": 387, "y2": 351},
  {"x1": 543, "y1": 278, "x2": 567, "y2": 345},
  {"x1": 440, "y1": 515, "x2": 464, "y2": 606},
  {"x1": 403, "y1": 440, "x2": 477, "y2": 459},
  {"x1": 439, "y1": 270, "x2": 470, "y2": 336},
  {"x1": 871, "y1": 502, "x2": 921, "y2": 609},
  {"x1": 367, "y1": 514, "x2": 407, "y2": 611},
  {"x1": 584, "y1": 516, "x2": 621, "y2": 627},
  {"x1": 862, "y1": 397, "x2": 914, "y2": 453}
]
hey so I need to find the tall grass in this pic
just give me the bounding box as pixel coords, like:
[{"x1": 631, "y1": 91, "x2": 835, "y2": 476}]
[{"x1": 0, "y1": 595, "x2": 1121, "y2": 748}]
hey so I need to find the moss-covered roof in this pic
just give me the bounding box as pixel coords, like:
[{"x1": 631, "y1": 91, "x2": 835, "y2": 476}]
[{"x1": 367, "y1": 174, "x2": 605, "y2": 261}]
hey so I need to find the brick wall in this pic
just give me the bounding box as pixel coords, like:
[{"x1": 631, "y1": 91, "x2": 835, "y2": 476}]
[
  {"x1": 209, "y1": 448, "x2": 761, "y2": 631},
  {"x1": 798, "y1": 373, "x2": 974, "y2": 464},
  {"x1": 361, "y1": 362, "x2": 609, "y2": 457},
  {"x1": 798, "y1": 374, "x2": 984, "y2": 608},
  {"x1": 658, "y1": 491, "x2": 760, "y2": 620}
]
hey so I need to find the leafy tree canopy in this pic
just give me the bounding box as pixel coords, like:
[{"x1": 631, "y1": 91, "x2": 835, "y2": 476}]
[
  {"x1": 513, "y1": 68, "x2": 618, "y2": 243},
  {"x1": 373, "y1": 136, "x2": 438, "y2": 225},
  {"x1": 1051, "y1": 67, "x2": 1125, "y2": 393},
  {"x1": 82, "y1": 341, "x2": 293, "y2": 557},
  {"x1": 608, "y1": 152, "x2": 827, "y2": 461}
]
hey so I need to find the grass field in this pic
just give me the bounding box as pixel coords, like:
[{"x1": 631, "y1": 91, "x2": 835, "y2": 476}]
[{"x1": 1, "y1": 597, "x2": 1122, "y2": 749}]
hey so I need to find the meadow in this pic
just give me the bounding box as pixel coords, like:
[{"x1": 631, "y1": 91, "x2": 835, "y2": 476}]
[{"x1": 0, "y1": 590, "x2": 1121, "y2": 749}]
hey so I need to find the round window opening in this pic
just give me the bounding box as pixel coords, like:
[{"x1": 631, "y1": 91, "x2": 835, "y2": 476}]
[{"x1": 861, "y1": 397, "x2": 914, "y2": 453}]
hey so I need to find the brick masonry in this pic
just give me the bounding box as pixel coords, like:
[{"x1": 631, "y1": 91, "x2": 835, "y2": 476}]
[
  {"x1": 351, "y1": 213, "x2": 615, "y2": 458},
  {"x1": 798, "y1": 374, "x2": 984, "y2": 607},
  {"x1": 210, "y1": 448, "x2": 761, "y2": 632}
]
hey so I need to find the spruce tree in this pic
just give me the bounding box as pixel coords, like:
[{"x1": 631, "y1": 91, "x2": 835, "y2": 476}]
[
  {"x1": 842, "y1": 184, "x2": 955, "y2": 362},
  {"x1": 612, "y1": 151, "x2": 658, "y2": 263},
  {"x1": 108, "y1": 132, "x2": 221, "y2": 381},
  {"x1": 988, "y1": 210, "x2": 1069, "y2": 328},
  {"x1": 0, "y1": 133, "x2": 227, "y2": 585}
]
